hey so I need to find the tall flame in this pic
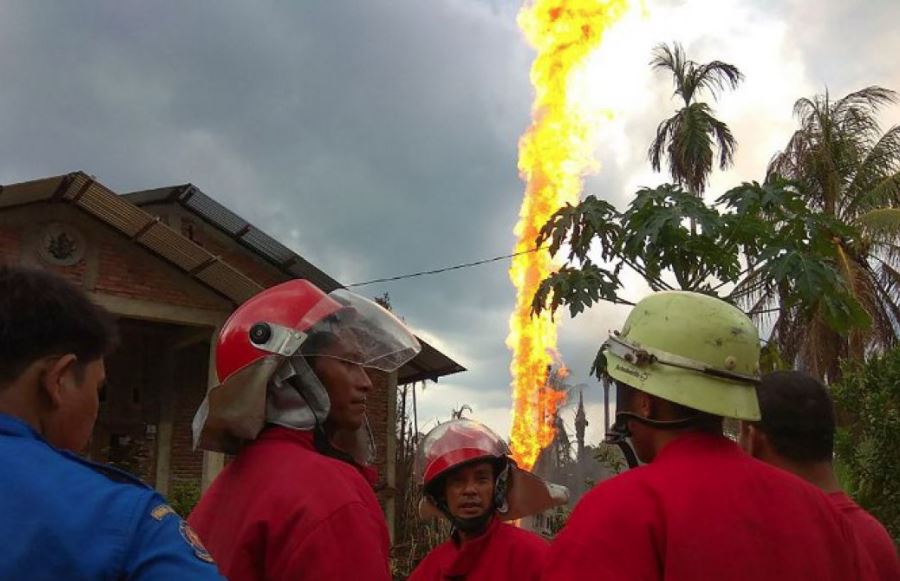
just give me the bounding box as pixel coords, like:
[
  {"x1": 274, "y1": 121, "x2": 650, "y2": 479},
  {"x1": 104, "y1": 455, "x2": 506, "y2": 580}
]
[{"x1": 508, "y1": 0, "x2": 628, "y2": 470}]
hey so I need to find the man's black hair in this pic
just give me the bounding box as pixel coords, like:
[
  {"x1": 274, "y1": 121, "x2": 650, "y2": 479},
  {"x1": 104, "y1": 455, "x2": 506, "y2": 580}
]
[
  {"x1": 0, "y1": 265, "x2": 118, "y2": 385},
  {"x1": 755, "y1": 371, "x2": 835, "y2": 463}
]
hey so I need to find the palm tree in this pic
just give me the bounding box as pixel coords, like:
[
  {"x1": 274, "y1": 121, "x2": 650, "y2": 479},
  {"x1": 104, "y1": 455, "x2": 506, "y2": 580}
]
[
  {"x1": 742, "y1": 86, "x2": 900, "y2": 379},
  {"x1": 648, "y1": 42, "x2": 744, "y2": 196}
]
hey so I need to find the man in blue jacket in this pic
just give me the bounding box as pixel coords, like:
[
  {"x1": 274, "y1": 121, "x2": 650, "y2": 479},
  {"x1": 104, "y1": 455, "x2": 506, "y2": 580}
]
[{"x1": 0, "y1": 264, "x2": 224, "y2": 580}]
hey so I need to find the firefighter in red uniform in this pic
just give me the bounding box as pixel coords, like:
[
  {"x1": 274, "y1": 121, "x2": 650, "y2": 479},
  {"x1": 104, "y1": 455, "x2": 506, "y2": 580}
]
[
  {"x1": 543, "y1": 291, "x2": 873, "y2": 581},
  {"x1": 740, "y1": 371, "x2": 900, "y2": 580},
  {"x1": 187, "y1": 280, "x2": 422, "y2": 580},
  {"x1": 409, "y1": 418, "x2": 568, "y2": 581}
]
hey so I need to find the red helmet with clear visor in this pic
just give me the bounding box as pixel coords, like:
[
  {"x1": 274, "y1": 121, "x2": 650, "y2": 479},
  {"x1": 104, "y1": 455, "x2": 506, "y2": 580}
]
[
  {"x1": 216, "y1": 280, "x2": 343, "y2": 383},
  {"x1": 415, "y1": 419, "x2": 510, "y2": 488},
  {"x1": 415, "y1": 418, "x2": 571, "y2": 523},
  {"x1": 193, "y1": 279, "x2": 421, "y2": 453}
]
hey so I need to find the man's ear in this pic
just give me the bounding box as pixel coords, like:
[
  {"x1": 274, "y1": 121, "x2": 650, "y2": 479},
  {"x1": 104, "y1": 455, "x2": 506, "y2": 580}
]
[
  {"x1": 738, "y1": 420, "x2": 753, "y2": 454},
  {"x1": 743, "y1": 423, "x2": 770, "y2": 459},
  {"x1": 635, "y1": 390, "x2": 654, "y2": 419},
  {"x1": 40, "y1": 354, "x2": 79, "y2": 409}
]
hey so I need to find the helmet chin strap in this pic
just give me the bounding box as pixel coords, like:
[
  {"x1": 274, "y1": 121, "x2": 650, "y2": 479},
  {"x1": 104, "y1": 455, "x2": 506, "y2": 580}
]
[
  {"x1": 453, "y1": 513, "x2": 494, "y2": 535},
  {"x1": 615, "y1": 410, "x2": 703, "y2": 431},
  {"x1": 429, "y1": 494, "x2": 495, "y2": 537},
  {"x1": 428, "y1": 458, "x2": 509, "y2": 536},
  {"x1": 289, "y1": 377, "x2": 361, "y2": 467},
  {"x1": 605, "y1": 412, "x2": 704, "y2": 469}
]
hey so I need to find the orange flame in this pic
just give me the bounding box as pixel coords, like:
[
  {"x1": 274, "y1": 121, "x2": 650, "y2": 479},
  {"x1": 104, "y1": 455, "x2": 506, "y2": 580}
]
[{"x1": 508, "y1": 0, "x2": 628, "y2": 470}]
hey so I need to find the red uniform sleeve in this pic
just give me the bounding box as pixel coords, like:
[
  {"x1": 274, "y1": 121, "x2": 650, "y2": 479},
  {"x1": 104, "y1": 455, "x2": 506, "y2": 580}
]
[
  {"x1": 272, "y1": 502, "x2": 391, "y2": 581},
  {"x1": 543, "y1": 477, "x2": 662, "y2": 581}
]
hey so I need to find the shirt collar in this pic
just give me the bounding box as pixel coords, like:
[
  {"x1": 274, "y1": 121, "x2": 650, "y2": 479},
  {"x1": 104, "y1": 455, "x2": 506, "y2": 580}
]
[
  {"x1": 0, "y1": 413, "x2": 42, "y2": 440},
  {"x1": 446, "y1": 517, "x2": 500, "y2": 577},
  {"x1": 654, "y1": 430, "x2": 736, "y2": 463}
]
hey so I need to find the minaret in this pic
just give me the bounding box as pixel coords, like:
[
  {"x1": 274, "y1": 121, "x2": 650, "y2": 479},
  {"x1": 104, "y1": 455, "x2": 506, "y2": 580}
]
[{"x1": 574, "y1": 389, "x2": 588, "y2": 461}]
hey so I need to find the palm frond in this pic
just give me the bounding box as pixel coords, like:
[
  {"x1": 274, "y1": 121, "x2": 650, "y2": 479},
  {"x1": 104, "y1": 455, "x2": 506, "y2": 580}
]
[
  {"x1": 649, "y1": 114, "x2": 680, "y2": 176},
  {"x1": 685, "y1": 60, "x2": 744, "y2": 104},
  {"x1": 708, "y1": 112, "x2": 738, "y2": 170},
  {"x1": 834, "y1": 86, "x2": 898, "y2": 115},
  {"x1": 650, "y1": 43, "x2": 688, "y2": 102},
  {"x1": 858, "y1": 208, "x2": 900, "y2": 245},
  {"x1": 844, "y1": 125, "x2": 900, "y2": 214}
]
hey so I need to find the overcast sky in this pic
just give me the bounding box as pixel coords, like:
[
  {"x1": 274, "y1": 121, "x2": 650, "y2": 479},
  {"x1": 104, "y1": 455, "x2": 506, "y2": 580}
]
[{"x1": 1, "y1": 0, "x2": 898, "y2": 446}]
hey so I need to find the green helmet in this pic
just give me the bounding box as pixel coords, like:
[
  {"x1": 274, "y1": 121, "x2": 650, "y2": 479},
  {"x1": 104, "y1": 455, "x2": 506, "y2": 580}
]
[{"x1": 602, "y1": 291, "x2": 761, "y2": 421}]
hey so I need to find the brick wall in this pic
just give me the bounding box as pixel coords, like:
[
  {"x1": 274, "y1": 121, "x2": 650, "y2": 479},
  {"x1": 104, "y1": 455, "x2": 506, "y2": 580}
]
[
  {"x1": 169, "y1": 341, "x2": 211, "y2": 484},
  {"x1": 0, "y1": 223, "x2": 21, "y2": 263},
  {"x1": 368, "y1": 370, "x2": 391, "y2": 486},
  {"x1": 0, "y1": 219, "x2": 88, "y2": 285},
  {"x1": 94, "y1": 239, "x2": 226, "y2": 311},
  {"x1": 0, "y1": 203, "x2": 233, "y2": 313}
]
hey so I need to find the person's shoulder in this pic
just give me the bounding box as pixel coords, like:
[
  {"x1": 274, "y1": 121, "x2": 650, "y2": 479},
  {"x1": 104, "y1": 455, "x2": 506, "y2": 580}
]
[
  {"x1": 62, "y1": 451, "x2": 153, "y2": 489},
  {"x1": 499, "y1": 520, "x2": 549, "y2": 548},
  {"x1": 560, "y1": 468, "x2": 661, "y2": 545},
  {"x1": 410, "y1": 537, "x2": 453, "y2": 576},
  {"x1": 579, "y1": 466, "x2": 656, "y2": 506},
  {"x1": 833, "y1": 494, "x2": 896, "y2": 544},
  {"x1": 245, "y1": 441, "x2": 378, "y2": 516}
]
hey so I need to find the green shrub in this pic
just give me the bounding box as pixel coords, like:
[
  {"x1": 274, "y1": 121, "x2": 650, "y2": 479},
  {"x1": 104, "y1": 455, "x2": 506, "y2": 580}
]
[{"x1": 832, "y1": 348, "x2": 900, "y2": 543}]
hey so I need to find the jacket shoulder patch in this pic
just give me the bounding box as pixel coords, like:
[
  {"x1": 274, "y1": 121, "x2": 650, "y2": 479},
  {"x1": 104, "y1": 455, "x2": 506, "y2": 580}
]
[
  {"x1": 179, "y1": 521, "x2": 215, "y2": 563},
  {"x1": 150, "y1": 504, "x2": 176, "y2": 521}
]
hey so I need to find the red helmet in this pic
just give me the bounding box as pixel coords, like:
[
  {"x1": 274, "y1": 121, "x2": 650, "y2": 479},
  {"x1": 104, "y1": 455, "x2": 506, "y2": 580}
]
[
  {"x1": 415, "y1": 418, "x2": 570, "y2": 523},
  {"x1": 415, "y1": 419, "x2": 510, "y2": 488},
  {"x1": 216, "y1": 279, "x2": 344, "y2": 383},
  {"x1": 194, "y1": 279, "x2": 421, "y2": 453}
]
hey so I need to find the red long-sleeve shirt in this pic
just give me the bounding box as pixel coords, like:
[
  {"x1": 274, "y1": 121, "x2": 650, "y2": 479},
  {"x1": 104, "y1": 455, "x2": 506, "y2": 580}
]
[
  {"x1": 544, "y1": 433, "x2": 872, "y2": 580},
  {"x1": 409, "y1": 517, "x2": 548, "y2": 580},
  {"x1": 188, "y1": 427, "x2": 390, "y2": 581}
]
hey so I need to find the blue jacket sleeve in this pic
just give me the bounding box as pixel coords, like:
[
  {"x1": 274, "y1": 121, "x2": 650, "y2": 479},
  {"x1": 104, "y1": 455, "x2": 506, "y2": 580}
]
[{"x1": 120, "y1": 492, "x2": 225, "y2": 580}]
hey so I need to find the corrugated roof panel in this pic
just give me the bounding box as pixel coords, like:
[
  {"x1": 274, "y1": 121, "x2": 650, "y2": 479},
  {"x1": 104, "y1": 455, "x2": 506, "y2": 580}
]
[
  {"x1": 195, "y1": 260, "x2": 262, "y2": 304},
  {"x1": 182, "y1": 189, "x2": 248, "y2": 235},
  {"x1": 286, "y1": 262, "x2": 342, "y2": 292},
  {"x1": 241, "y1": 227, "x2": 295, "y2": 264},
  {"x1": 75, "y1": 182, "x2": 152, "y2": 238},
  {"x1": 125, "y1": 186, "x2": 182, "y2": 207},
  {"x1": 138, "y1": 222, "x2": 210, "y2": 272},
  {"x1": 0, "y1": 176, "x2": 62, "y2": 208},
  {"x1": 398, "y1": 339, "x2": 466, "y2": 384}
]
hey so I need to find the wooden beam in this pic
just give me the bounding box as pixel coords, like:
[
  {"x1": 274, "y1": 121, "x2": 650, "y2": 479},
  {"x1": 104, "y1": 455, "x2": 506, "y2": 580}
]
[{"x1": 88, "y1": 292, "x2": 229, "y2": 328}]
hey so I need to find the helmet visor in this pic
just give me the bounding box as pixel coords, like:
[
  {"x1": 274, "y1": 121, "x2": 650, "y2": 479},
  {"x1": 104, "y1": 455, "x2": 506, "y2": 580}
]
[{"x1": 299, "y1": 289, "x2": 421, "y2": 372}]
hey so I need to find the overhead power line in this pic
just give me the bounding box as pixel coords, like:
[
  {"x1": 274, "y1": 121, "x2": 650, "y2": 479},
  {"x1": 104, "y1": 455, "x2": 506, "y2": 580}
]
[{"x1": 343, "y1": 246, "x2": 545, "y2": 288}]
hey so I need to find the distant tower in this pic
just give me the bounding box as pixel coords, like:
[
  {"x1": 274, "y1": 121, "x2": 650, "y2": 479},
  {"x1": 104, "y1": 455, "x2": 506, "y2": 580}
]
[{"x1": 574, "y1": 389, "x2": 588, "y2": 461}]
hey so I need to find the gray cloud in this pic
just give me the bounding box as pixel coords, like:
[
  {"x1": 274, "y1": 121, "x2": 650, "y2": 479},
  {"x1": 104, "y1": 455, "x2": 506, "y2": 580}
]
[{"x1": 1, "y1": 0, "x2": 897, "y2": 444}]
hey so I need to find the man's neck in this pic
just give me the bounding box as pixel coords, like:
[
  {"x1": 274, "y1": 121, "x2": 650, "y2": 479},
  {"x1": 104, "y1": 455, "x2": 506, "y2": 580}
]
[
  {"x1": 455, "y1": 517, "x2": 493, "y2": 544},
  {"x1": 774, "y1": 457, "x2": 842, "y2": 494},
  {"x1": 0, "y1": 386, "x2": 42, "y2": 436}
]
